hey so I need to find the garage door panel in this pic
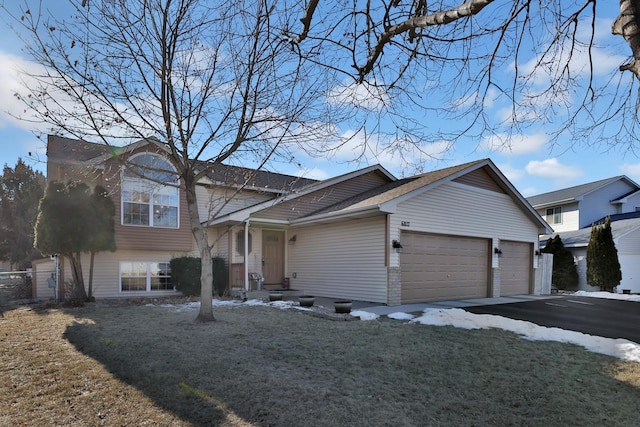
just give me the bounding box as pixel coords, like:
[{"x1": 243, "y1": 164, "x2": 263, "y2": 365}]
[
  {"x1": 400, "y1": 232, "x2": 490, "y2": 303},
  {"x1": 500, "y1": 241, "x2": 531, "y2": 296}
]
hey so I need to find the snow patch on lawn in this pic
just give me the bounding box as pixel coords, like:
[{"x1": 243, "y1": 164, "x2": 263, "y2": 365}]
[
  {"x1": 413, "y1": 307, "x2": 640, "y2": 363},
  {"x1": 351, "y1": 310, "x2": 379, "y2": 321},
  {"x1": 159, "y1": 292, "x2": 640, "y2": 362}
]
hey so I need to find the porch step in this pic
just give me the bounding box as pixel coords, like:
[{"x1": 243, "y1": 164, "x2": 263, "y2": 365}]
[{"x1": 231, "y1": 289, "x2": 302, "y2": 300}]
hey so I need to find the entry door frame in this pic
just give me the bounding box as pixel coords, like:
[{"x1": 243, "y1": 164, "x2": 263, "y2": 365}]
[{"x1": 262, "y1": 230, "x2": 285, "y2": 285}]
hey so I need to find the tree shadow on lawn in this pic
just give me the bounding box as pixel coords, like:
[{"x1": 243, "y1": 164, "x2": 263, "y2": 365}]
[{"x1": 61, "y1": 303, "x2": 640, "y2": 427}]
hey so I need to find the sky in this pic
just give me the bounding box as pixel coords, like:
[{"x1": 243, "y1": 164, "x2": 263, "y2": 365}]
[
  {"x1": 0, "y1": 2, "x2": 637, "y2": 198},
  {"x1": 165, "y1": 291, "x2": 640, "y2": 363}
]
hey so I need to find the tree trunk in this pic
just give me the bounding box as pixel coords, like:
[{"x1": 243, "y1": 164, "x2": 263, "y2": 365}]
[
  {"x1": 613, "y1": 0, "x2": 640, "y2": 79},
  {"x1": 88, "y1": 251, "x2": 95, "y2": 300},
  {"x1": 184, "y1": 179, "x2": 215, "y2": 322},
  {"x1": 69, "y1": 251, "x2": 88, "y2": 302}
]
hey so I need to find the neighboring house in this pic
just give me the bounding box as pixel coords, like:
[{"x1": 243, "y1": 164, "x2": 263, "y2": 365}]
[
  {"x1": 527, "y1": 176, "x2": 640, "y2": 233},
  {"x1": 529, "y1": 176, "x2": 640, "y2": 293},
  {"x1": 34, "y1": 135, "x2": 551, "y2": 305}
]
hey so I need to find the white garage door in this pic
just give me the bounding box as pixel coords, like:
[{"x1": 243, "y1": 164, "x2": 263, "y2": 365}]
[
  {"x1": 400, "y1": 232, "x2": 490, "y2": 303},
  {"x1": 499, "y1": 240, "x2": 532, "y2": 296}
]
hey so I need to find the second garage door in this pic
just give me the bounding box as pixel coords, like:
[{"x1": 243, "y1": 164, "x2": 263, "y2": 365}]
[
  {"x1": 499, "y1": 240, "x2": 532, "y2": 296},
  {"x1": 400, "y1": 232, "x2": 490, "y2": 303}
]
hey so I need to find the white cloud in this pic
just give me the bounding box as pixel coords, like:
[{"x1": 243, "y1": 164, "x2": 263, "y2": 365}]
[
  {"x1": 496, "y1": 163, "x2": 524, "y2": 182},
  {"x1": 326, "y1": 80, "x2": 390, "y2": 111},
  {"x1": 525, "y1": 158, "x2": 582, "y2": 180},
  {"x1": 480, "y1": 133, "x2": 548, "y2": 156},
  {"x1": 0, "y1": 52, "x2": 47, "y2": 132},
  {"x1": 620, "y1": 163, "x2": 640, "y2": 182}
]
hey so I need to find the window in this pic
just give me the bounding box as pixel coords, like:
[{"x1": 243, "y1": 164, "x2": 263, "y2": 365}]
[
  {"x1": 120, "y1": 262, "x2": 173, "y2": 292},
  {"x1": 546, "y1": 206, "x2": 562, "y2": 224},
  {"x1": 236, "y1": 230, "x2": 252, "y2": 254},
  {"x1": 122, "y1": 153, "x2": 179, "y2": 228}
]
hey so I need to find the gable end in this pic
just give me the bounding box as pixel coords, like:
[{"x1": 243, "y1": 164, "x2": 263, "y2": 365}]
[{"x1": 453, "y1": 166, "x2": 507, "y2": 194}]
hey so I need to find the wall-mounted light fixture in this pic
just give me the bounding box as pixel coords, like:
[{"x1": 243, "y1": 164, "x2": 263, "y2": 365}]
[
  {"x1": 392, "y1": 240, "x2": 403, "y2": 253},
  {"x1": 288, "y1": 235, "x2": 297, "y2": 245},
  {"x1": 494, "y1": 247, "x2": 503, "y2": 256}
]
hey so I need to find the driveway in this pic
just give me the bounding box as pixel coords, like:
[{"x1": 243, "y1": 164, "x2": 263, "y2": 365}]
[{"x1": 464, "y1": 295, "x2": 640, "y2": 343}]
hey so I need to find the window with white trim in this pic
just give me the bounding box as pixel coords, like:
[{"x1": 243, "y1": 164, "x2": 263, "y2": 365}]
[
  {"x1": 122, "y1": 153, "x2": 179, "y2": 228},
  {"x1": 120, "y1": 261, "x2": 173, "y2": 292},
  {"x1": 546, "y1": 206, "x2": 562, "y2": 224}
]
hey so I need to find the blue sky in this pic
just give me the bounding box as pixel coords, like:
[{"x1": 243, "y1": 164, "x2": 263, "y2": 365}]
[{"x1": 0, "y1": 2, "x2": 637, "y2": 197}]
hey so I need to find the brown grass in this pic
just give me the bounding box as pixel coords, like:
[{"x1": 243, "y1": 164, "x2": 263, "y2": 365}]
[{"x1": 2, "y1": 300, "x2": 640, "y2": 426}]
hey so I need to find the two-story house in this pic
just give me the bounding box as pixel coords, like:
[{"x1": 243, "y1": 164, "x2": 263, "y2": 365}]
[
  {"x1": 527, "y1": 176, "x2": 640, "y2": 293},
  {"x1": 33, "y1": 135, "x2": 551, "y2": 305}
]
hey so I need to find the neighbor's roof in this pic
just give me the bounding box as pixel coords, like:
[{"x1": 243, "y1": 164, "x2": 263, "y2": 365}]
[
  {"x1": 526, "y1": 176, "x2": 640, "y2": 207},
  {"x1": 541, "y1": 216, "x2": 640, "y2": 248}
]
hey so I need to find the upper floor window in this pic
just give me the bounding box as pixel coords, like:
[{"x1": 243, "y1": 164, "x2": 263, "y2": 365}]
[
  {"x1": 122, "y1": 153, "x2": 179, "y2": 228},
  {"x1": 546, "y1": 206, "x2": 562, "y2": 224}
]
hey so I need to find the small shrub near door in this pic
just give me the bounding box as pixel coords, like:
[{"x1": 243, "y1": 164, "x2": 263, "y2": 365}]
[{"x1": 170, "y1": 256, "x2": 229, "y2": 297}]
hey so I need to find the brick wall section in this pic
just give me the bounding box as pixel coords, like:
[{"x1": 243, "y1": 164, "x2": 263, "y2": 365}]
[{"x1": 387, "y1": 266, "x2": 401, "y2": 306}]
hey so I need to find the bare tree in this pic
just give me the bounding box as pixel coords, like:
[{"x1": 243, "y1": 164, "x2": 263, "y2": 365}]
[
  {"x1": 289, "y1": 0, "x2": 640, "y2": 152},
  {"x1": 7, "y1": 0, "x2": 337, "y2": 321}
]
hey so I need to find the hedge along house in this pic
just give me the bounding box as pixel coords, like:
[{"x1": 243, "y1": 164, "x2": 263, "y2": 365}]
[{"x1": 34, "y1": 135, "x2": 551, "y2": 305}]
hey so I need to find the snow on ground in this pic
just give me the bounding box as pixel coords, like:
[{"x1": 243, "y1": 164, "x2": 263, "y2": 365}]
[
  {"x1": 573, "y1": 290, "x2": 640, "y2": 302},
  {"x1": 157, "y1": 292, "x2": 640, "y2": 363}
]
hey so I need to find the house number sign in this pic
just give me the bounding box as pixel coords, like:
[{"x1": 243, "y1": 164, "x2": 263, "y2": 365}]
[{"x1": 401, "y1": 221, "x2": 410, "y2": 227}]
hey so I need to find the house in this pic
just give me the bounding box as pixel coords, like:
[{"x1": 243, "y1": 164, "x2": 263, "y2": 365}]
[
  {"x1": 528, "y1": 176, "x2": 640, "y2": 293},
  {"x1": 526, "y1": 176, "x2": 640, "y2": 233},
  {"x1": 33, "y1": 135, "x2": 551, "y2": 305}
]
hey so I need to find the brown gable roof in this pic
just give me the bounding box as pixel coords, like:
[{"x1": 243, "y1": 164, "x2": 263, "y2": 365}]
[
  {"x1": 200, "y1": 162, "x2": 317, "y2": 193},
  {"x1": 310, "y1": 159, "x2": 486, "y2": 215},
  {"x1": 47, "y1": 135, "x2": 111, "y2": 162},
  {"x1": 47, "y1": 135, "x2": 318, "y2": 193}
]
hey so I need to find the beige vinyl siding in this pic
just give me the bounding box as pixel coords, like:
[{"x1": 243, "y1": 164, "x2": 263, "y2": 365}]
[
  {"x1": 288, "y1": 216, "x2": 388, "y2": 303},
  {"x1": 58, "y1": 250, "x2": 188, "y2": 299},
  {"x1": 392, "y1": 182, "x2": 539, "y2": 245},
  {"x1": 453, "y1": 167, "x2": 507, "y2": 194},
  {"x1": 255, "y1": 171, "x2": 391, "y2": 221}
]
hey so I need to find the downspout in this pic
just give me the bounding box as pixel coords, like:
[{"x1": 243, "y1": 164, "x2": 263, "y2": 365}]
[{"x1": 244, "y1": 219, "x2": 250, "y2": 291}]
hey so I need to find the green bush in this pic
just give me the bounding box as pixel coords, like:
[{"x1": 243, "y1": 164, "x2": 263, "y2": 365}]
[
  {"x1": 212, "y1": 256, "x2": 229, "y2": 297},
  {"x1": 170, "y1": 256, "x2": 201, "y2": 296},
  {"x1": 170, "y1": 256, "x2": 229, "y2": 297}
]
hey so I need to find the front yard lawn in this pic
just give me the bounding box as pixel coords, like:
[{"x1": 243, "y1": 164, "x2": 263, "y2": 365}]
[{"x1": 1, "y1": 300, "x2": 640, "y2": 426}]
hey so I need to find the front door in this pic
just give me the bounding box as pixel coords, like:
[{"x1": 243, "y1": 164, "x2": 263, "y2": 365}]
[{"x1": 262, "y1": 230, "x2": 284, "y2": 285}]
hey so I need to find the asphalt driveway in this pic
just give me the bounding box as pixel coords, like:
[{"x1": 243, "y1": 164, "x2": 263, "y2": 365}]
[{"x1": 465, "y1": 295, "x2": 640, "y2": 343}]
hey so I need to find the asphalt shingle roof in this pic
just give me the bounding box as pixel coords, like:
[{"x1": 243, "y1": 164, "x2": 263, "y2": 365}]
[
  {"x1": 47, "y1": 135, "x2": 317, "y2": 192},
  {"x1": 310, "y1": 159, "x2": 486, "y2": 215},
  {"x1": 526, "y1": 176, "x2": 630, "y2": 207}
]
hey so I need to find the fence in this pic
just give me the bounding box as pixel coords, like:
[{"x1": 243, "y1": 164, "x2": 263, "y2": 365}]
[{"x1": 0, "y1": 271, "x2": 32, "y2": 304}]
